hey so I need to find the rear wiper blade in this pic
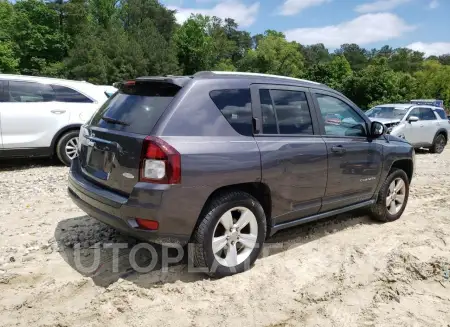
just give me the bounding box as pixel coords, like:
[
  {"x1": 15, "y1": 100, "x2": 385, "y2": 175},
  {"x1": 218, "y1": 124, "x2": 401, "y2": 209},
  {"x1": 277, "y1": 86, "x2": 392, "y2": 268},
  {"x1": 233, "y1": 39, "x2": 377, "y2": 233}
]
[{"x1": 101, "y1": 116, "x2": 129, "y2": 126}]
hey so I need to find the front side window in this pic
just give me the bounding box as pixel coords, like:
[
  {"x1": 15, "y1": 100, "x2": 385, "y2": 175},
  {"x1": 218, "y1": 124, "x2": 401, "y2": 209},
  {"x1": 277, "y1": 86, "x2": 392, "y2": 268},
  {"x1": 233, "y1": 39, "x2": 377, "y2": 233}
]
[
  {"x1": 8, "y1": 81, "x2": 54, "y2": 103},
  {"x1": 259, "y1": 89, "x2": 313, "y2": 135},
  {"x1": 316, "y1": 94, "x2": 366, "y2": 137},
  {"x1": 51, "y1": 84, "x2": 93, "y2": 103},
  {"x1": 210, "y1": 89, "x2": 253, "y2": 137}
]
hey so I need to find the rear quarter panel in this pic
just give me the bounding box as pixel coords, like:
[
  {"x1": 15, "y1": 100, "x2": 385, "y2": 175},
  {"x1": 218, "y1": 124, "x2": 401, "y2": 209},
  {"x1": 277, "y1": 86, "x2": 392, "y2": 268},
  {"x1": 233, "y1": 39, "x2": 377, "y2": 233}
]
[{"x1": 153, "y1": 79, "x2": 261, "y2": 236}]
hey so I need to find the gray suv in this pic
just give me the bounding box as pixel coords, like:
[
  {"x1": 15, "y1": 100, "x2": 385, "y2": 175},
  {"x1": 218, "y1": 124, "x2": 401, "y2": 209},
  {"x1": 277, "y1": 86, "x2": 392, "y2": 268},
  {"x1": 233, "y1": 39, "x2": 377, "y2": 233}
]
[{"x1": 68, "y1": 71, "x2": 415, "y2": 277}]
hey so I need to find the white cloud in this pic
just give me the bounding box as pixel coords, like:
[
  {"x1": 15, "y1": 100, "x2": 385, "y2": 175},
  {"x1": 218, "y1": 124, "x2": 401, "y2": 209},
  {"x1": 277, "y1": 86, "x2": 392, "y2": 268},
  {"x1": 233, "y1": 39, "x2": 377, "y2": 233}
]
[
  {"x1": 406, "y1": 42, "x2": 450, "y2": 56},
  {"x1": 168, "y1": 1, "x2": 260, "y2": 27},
  {"x1": 279, "y1": 0, "x2": 331, "y2": 16},
  {"x1": 429, "y1": 0, "x2": 439, "y2": 9},
  {"x1": 355, "y1": 0, "x2": 411, "y2": 13},
  {"x1": 284, "y1": 13, "x2": 415, "y2": 48}
]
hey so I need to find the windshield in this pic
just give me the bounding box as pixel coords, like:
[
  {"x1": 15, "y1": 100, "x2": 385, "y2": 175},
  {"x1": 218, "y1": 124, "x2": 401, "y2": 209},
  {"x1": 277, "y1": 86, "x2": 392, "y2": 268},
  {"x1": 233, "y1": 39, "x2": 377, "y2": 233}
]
[{"x1": 365, "y1": 106, "x2": 407, "y2": 119}]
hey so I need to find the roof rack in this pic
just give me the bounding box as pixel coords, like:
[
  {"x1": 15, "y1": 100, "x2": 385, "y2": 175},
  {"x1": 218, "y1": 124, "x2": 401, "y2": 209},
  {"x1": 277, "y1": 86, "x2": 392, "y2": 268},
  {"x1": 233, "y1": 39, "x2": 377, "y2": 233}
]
[{"x1": 194, "y1": 71, "x2": 321, "y2": 85}]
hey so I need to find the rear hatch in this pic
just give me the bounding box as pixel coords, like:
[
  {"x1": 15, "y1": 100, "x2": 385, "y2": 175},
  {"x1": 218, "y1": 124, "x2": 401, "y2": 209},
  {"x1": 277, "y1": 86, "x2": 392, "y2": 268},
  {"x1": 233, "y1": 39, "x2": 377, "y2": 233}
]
[{"x1": 77, "y1": 77, "x2": 187, "y2": 195}]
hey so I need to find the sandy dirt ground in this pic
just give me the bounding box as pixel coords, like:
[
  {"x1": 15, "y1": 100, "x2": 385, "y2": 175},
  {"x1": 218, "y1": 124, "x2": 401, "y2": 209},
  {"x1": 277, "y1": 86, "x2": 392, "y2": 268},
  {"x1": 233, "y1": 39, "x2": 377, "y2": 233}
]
[{"x1": 1, "y1": 149, "x2": 450, "y2": 327}]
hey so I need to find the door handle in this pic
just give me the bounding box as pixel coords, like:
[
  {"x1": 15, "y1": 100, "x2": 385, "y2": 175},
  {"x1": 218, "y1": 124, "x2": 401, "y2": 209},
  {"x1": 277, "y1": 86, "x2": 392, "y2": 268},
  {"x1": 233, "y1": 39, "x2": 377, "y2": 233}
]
[
  {"x1": 419, "y1": 124, "x2": 424, "y2": 127},
  {"x1": 51, "y1": 109, "x2": 66, "y2": 114},
  {"x1": 331, "y1": 145, "x2": 346, "y2": 154}
]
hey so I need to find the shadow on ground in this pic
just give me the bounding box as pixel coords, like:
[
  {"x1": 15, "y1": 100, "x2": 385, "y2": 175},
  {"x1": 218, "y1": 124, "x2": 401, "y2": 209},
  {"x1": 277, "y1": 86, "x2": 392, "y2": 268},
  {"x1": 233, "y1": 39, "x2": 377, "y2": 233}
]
[
  {"x1": 54, "y1": 210, "x2": 378, "y2": 288},
  {"x1": 0, "y1": 157, "x2": 61, "y2": 171}
]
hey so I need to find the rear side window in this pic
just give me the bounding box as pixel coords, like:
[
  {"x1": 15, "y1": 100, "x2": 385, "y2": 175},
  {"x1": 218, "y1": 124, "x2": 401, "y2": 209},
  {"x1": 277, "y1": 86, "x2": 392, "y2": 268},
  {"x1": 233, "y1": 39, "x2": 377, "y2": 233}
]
[
  {"x1": 420, "y1": 108, "x2": 437, "y2": 120},
  {"x1": 434, "y1": 109, "x2": 447, "y2": 119},
  {"x1": 259, "y1": 89, "x2": 313, "y2": 135},
  {"x1": 90, "y1": 81, "x2": 181, "y2": 134},
  {"x1": 210, "y1": 89, "x2": 253, "y2": 136},
  {"x1": 51, "y1": 84, "x2": 93, "y2": 103},
  {"x1": 8, "y1": 81, "x2": 54, "y2": 102}
]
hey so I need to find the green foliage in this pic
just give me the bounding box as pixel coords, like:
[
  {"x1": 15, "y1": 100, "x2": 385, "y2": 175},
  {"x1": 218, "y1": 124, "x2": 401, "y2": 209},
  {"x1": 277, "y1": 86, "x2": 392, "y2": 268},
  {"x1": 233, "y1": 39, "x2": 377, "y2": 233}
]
[
  {"x1": 238, "y1": 30, "x2": 304, "y2": 77},
  {"x1": 0, "y1": 0, "x2": 449, "y2": 109}
]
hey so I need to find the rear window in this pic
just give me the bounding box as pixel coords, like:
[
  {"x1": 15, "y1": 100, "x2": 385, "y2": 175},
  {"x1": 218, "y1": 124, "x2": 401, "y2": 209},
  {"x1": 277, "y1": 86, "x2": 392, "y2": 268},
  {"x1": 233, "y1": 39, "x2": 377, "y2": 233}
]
[
  {"x1": 209, "y1": 89, "x2": 253, "y2": 136},
  {"x1": 89, "y1": 81, "x2": 181, "y2": 134},
  {"x1": 434, "y1": 109, "x2": 447, "y2": 119}
]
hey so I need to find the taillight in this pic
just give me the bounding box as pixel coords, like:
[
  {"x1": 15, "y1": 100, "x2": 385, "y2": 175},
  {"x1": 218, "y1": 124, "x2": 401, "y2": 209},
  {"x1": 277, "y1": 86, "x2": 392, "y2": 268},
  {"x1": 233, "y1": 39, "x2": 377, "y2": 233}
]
[{"x1": 139, "y1": 136, "x2": 181, "y2": 184}]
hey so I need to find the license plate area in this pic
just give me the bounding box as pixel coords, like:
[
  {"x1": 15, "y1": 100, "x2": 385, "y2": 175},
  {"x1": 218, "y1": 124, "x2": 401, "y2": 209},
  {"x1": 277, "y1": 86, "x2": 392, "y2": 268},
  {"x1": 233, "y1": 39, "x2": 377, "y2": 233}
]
[{"x1": 85, "y1": 147, "x2": 115, "y2": 180}]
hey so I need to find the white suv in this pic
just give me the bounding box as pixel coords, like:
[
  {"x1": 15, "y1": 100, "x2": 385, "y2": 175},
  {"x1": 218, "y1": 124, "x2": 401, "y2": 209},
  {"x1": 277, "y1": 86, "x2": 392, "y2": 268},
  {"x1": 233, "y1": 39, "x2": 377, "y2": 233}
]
[
  {"x1": 0, "y1": 74, "x2": 109, "y2": 165},
  {"x1": 366, "y1": 103, "x2": 450, "y2": 153}
]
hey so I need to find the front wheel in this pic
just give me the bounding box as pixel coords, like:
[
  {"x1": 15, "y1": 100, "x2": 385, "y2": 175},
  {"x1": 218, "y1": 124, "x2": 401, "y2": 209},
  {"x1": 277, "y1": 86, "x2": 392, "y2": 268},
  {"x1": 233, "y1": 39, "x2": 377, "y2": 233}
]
[
  {"x1": 368, "y1": 168, "x2": 410, "y2": 222},
  {"x1": 56, "y1": 130, "x2": 79, "y2": 166},
  {"x1": 191, "y1": 191, "x2": 267, "y2": 277}
]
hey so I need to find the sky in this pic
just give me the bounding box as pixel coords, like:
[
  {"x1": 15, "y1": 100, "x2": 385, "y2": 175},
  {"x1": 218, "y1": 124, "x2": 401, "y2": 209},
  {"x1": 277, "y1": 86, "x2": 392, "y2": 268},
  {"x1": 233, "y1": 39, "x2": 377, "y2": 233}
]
[{"x1": 160, "y1": 0, "x2": 450, "y2": 56}]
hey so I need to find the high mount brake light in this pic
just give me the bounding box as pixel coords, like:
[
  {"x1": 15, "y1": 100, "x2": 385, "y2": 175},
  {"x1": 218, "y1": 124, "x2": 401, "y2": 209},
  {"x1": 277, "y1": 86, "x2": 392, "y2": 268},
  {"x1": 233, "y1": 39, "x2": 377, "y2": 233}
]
[{"x1": 139, "y1": 136, "x2": 181, "y2": 184}]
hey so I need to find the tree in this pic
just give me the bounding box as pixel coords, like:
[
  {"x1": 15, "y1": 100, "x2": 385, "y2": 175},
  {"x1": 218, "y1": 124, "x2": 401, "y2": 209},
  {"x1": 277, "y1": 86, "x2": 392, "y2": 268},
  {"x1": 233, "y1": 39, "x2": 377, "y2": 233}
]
[
  {"x1": 10, "y1": 0, "x2": 67, "y2": 75},
  {"x1": 238, "y1": 30, "x2": 304, "y2": 77},
  {"x1": 308, "y1": 55, "x2": 352, "y2": 90},
  {"x1": 174, "y1": 14, "x2": 215, "y2": 74},
  {"x1": 335, "y1": 43, "x2": 369, "y2": 71},
  {"x1": 414, "y1": 60, "x2": 450, "y2": 107},
  {"x1": 343, "y1": 57, "x2": 414, "y2": 109}
]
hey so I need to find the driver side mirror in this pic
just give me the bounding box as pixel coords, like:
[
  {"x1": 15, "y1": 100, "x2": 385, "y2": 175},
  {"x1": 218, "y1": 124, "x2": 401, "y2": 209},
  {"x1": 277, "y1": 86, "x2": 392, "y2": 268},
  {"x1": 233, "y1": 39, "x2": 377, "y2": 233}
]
[
  {"x1": 370, "y1": 121, "x2": 386, "y2": 138},
  {"x1": 408, "y1": 115, "x2": 419, "y2": 123}
]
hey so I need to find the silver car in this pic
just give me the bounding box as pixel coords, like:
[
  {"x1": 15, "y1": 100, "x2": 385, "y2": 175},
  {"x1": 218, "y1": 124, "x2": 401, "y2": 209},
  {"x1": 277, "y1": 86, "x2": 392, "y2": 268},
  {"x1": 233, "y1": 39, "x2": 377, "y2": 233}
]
[{"x1": 366, "y1": 103, "x2": 450, "y2": 153}]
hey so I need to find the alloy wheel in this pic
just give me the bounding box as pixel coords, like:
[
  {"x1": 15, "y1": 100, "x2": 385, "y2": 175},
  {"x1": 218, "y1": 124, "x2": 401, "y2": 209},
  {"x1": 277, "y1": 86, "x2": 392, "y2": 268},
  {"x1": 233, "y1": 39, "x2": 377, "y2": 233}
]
[
  {"x1": 212, "y1": 207, "x2": 258, "y2": 267},
  {"x1": 65, "y1": 137, "x2": 79, "y2": 160},
  {"x1": 386, "y1": 177, "x2": 406, "y2": 215}
]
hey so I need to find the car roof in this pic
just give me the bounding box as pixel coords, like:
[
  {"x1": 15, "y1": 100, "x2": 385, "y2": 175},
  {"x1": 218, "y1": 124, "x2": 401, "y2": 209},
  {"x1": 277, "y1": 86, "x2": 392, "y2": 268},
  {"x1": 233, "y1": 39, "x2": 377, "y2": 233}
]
[
  {"x1": 193, "y1": 71, "x2": 329, "y2": 89},
  {"x1": 0, "y1": 74, "x2": 106, "y2": 103},
  {"x1": 0, "y1": 74, "x2": 92, "y2": 87}
]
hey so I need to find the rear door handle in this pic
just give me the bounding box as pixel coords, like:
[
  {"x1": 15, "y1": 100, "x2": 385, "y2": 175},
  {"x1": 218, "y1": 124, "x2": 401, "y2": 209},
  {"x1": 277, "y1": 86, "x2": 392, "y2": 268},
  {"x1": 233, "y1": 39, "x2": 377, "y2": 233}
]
[
  {"x1": 331, "y1": 145, "x2": 346, "y2": 154},
  {"x1": 51, "y1": 109, "x2": 66, "y2": 114}
]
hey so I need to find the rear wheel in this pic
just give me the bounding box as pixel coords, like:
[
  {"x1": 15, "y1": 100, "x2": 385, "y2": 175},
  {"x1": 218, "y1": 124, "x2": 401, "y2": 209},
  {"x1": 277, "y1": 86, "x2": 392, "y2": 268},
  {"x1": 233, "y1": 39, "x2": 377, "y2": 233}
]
[
  {"x1": 430, "y1": 133, "x2": 446, "y2": 154},
  {"x1": 368, "y1": 168, "x2": 409, "y2": 222},
  {"x1": 56, "y1": 130, "x2": 79, "y2": 166},
  {"x1": 191, "y1": 191, "x2": 267, "y2": 277}
]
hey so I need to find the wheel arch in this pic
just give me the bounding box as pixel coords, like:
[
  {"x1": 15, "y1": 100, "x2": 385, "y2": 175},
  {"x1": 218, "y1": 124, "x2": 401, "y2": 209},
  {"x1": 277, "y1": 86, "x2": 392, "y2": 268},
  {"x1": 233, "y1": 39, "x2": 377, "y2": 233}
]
[
  {"x1": 390, "y1": 159, "x2": 414, "y2": 183},
  {"x1": 50, "y1": 124, "x2": 82, "y2": 155},
  {"x1": 434, "y1": 128, "x2": 448, "y2": 141},
  {"x1": 193, "y1": 182, "x2": 273, "y2": 239}
]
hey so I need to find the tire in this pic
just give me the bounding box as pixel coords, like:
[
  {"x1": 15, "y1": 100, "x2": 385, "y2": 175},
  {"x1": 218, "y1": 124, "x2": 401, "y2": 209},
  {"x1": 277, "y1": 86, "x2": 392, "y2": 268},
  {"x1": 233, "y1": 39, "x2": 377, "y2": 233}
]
[
  {"x1": 190, "y1": 191, "x2": 267, "y2": 277},
  {"x1": 368, "y1": 168, "x2": 410, "y2": 222},
  {"x1": 430, "y1": 133, "x2": 446, "y2": 154},
  {"x1": 56, "y1": 130, "x2": 80, "y2": 166}
]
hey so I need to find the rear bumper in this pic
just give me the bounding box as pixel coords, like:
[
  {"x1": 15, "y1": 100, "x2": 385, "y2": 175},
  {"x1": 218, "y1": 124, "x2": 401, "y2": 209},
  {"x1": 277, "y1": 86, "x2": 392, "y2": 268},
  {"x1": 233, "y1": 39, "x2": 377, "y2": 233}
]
[{"x1": 68, "y1": 159, "x2": 192, "y2": 245}]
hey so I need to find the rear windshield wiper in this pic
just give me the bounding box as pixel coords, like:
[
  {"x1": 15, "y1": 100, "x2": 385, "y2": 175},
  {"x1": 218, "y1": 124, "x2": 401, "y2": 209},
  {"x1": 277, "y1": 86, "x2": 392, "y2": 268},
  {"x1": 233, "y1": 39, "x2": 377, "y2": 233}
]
[{"x1": 101, "y1": 116, "x2": 130, "y2": 126}]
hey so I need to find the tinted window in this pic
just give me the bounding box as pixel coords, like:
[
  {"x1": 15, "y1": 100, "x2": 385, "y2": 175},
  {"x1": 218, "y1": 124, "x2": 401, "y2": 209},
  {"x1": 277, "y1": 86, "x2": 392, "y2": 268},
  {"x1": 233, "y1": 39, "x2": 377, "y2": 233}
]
[
  {"x1": 435, "y1": 109, "x2": 447, "y2": 120},
  {"x1": 258, "y1": 89, "x2": 313, "y2": 135},
  {"x1": 210, "y1": 89, "x2": 253, "y2": 136},
  {"x1": 51, "y1": 84, "x2": 93, "y2": 103},
  {"x1": 0, "y1": 80, "x2": 6, "y2": 102},
  {"x1": 8, "y1": 81, "x2": 54, "y2": 102},
  {"x1": 420, "y1": 108, "x2": 437, "y2": 120},
  {"x1": 90, "y1": 81, "x2": 181, "y2": 135},
  {"x1": 259, "y1": 89, "x2": 278, "y2": 134},
  {"x1": 316, "y1": 94, "x2": 366, "y2": 137}
]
